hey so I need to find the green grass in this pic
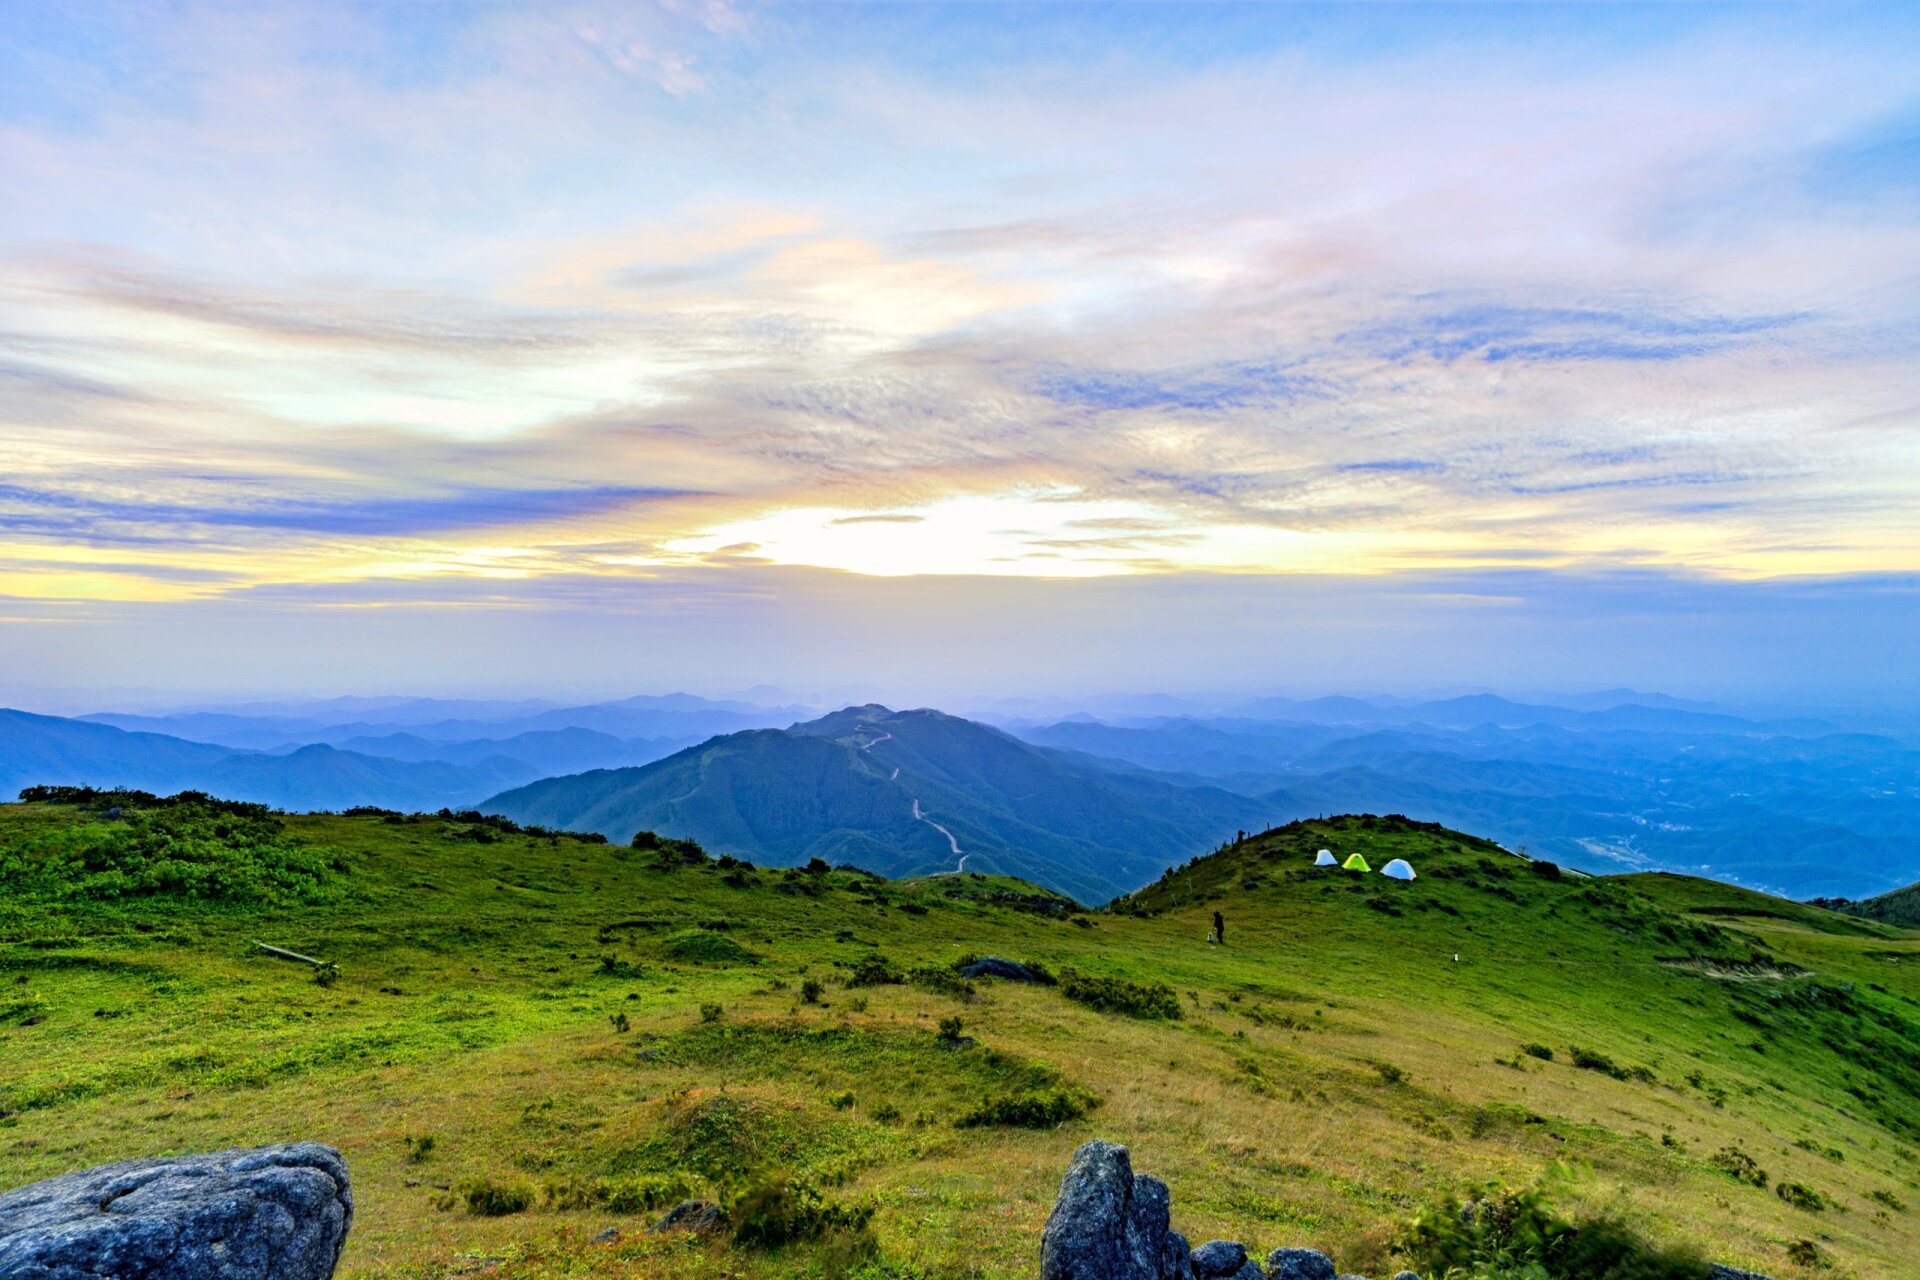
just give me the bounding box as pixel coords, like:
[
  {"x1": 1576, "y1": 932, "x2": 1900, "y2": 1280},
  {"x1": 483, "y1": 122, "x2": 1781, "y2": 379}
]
[{"x1": 2, "y1": 801, "x2": 1918, "y2": 1279}]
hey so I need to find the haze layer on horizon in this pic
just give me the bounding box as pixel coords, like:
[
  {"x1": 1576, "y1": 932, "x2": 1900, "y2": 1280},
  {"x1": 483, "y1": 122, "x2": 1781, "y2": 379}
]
[{"x1": 2, "y1": 2, "x2": 1917, "y2": 705}]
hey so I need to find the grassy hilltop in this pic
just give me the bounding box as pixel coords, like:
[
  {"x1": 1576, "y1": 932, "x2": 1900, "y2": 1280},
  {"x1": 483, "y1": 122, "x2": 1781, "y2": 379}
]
[{"x1": 4, "y1": 795, "x2": 1920, "y2": 1279}]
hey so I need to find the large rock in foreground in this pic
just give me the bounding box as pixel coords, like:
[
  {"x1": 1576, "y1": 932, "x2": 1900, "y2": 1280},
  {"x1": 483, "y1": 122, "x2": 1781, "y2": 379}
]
[
  {"x1": 1040, "y1": 1140, "x2": 1190, "y2": 1280},
  {"x1": 0, "y1": 1143, "x2": 352, "y2": 1280}
]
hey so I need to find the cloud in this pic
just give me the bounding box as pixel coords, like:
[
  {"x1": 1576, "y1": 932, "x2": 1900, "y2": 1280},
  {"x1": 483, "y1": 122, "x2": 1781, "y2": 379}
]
[
  {"x1": 0, "y1": 0, "x2": 1914, "y2": 615},
  {"x1": 0, "y1": 481, "x2": 687, "y2": 540}
]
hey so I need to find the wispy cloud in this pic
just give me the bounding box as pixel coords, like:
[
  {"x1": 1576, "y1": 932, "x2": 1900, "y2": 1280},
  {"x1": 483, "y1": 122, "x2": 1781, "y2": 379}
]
[{"x1": 0, "y1": 0, "x2": 1914, "y2": 623}]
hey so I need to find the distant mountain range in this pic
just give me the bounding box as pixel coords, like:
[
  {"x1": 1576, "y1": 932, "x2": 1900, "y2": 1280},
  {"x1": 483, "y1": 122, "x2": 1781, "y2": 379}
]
[
  {"x1": 1014, "y1": 702, "x2": 1920, "y2": 899},
  {"x1": 5, "y1": 687, "x2": 1917, "y2": 901},
  {"x1": 0, "y1": 709, "x2": 530, "y2": 812},
  {"x1": 481, "y1": 705, "x2": 1270, "y2": 904}
]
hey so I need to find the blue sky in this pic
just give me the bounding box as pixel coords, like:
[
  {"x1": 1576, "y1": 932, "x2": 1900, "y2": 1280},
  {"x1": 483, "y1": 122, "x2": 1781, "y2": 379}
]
[{"x1": 0, "y1": 2, "x2": 1916, "y2": 703}]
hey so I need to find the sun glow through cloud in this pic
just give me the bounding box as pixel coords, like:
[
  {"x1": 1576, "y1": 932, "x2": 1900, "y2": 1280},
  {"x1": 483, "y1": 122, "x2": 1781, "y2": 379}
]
[{"x1": 0, "y1": 1, "x2": 1916, "y2": 695}]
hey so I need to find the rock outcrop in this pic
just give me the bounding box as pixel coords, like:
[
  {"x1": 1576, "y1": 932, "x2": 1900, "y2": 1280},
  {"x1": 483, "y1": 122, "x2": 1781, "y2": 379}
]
[
  {"x1": 649, "y1": 1199, "x2": 724, "y2": 1234},
  {"x1": 959, "y1": 956, "x2": 1044, "y2": 982},
  {"x1": 0, "y1": 1143, "x2": 352, "y2": 1280},
  {"x1": 1039, "y1": 1140, "x2": 1188, "y2": 1280},
  {"x1": 1264, "y1": 1248, "x2": 1338, "y2": 1280},
  {"x1": 1040, "y1": 1141, "x2": 1363, "y2": 1280}
]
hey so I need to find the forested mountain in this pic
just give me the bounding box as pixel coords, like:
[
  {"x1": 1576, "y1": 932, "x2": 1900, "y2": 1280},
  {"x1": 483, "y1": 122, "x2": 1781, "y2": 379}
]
[{"x1": 482, "y1": 705, "x2": 1269, "y2": 903}]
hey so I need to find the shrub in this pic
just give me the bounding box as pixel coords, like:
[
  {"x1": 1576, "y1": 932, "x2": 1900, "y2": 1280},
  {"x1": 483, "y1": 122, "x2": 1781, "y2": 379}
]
[
  {"x1": 1869, "y1": 1188, "x2": 1906, "y2": 1212},
  {"x1": 0, "y1": 796, "x2": 345, "y2": 905},
  {"x1": 828, "y1": 1091, "x2": 855, "y2": 1110},
  {"x1": 937, "y1": 1015, "x2": 966, "y2": 1043},
  {"x1": 699, "y1": 1002, "x2": 724, "y2": 1023},
  {"x1": 800, "y1": 978, "x2": 823, "y2": 1004},
  {"x1": 596, "y1": 956, "x2": 647, "y2": 979},
  {"x1": 1523, "y1": 1043, "x2": 1554, "y2": 1061},
  {"x1": 632, "y1": 830, "x2": 709, "y2": 865},
  {"x1": 464, "y1": 1177, "x2": 533, "y2": 1216},
  {"x1": 405, "y1": 1134, "x2": 435, "y2": 1163},
  {"x1": 1710, "y1": 1146, "x2": 1768, "y2": 1188},
  {"x1": 845, "y1": 954, "x2": 903, "y2": 987},
  {"x1": 661, "y1": 930, "x2": 758, "y2": 965},
  {"x1": 1776, "y1": 1181, "x2": 1829, "y2": 1212},
  {"x1": 1786, "y1": 1239, "x2": 1826, "y2": 1268},
  {"x1": 1060, "y1": 971, "x2": 1182, "y2": 1020},
  {"x1": 957, "y1": 1090, "x2": 1095, "y2": 1129},
  {"x1": 1569, "y1": 1046, "x2": 1629, "y2": 1079},
  {"x1": 601, "y1": 1171, "x2": 707, "y2": 1214},
  {"x1": 1396, "y1": 1182, "x2": 1706, "y2": 1280},
  {"x1": 729, "y1": 1181, "x2": 874, "y2": 1250},
  {"x1": 1371, "y1": 1060, "x2": 1407, "y2": 1085},
  {"x1": 908, "y1": 966, "x2": 975, "y2": 1002}
]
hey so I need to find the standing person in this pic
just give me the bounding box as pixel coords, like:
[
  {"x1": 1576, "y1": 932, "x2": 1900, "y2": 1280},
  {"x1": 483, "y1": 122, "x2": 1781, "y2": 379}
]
[{"x1": 1213, "y1": 910, "x2": 1225, "y2": 946}]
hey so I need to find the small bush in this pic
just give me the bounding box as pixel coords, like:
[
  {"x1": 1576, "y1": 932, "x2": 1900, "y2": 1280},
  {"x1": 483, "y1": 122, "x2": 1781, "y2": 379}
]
[
  {"x1": 464, "y1": 1177, "x2": 533, "y2": 1216},
  {"x1": 1869, "y1": 1188, "x2": 1906, "y2": 1212},
  {"x1": 631, "y1": 830, "x2": 709, "y2": 865},
  {"x1": 1568, "y1": 1046, "x2": 1632, "y2": 1080},
  {"x1": 1710, "y1": 1146, "x2": 1768, "y2": 1188},
  {"x1": 1787, "y1": 1239, "x2": 1826, "y2": 1268},
  {"x1": 1522, "y1": 1043, "x2": 1554, "y2": 1061},
  {"x1": 729, "y1": 1180, "x2": 874, "y2": 1250},
  {"x1": 845, "y1": 954, "x2": 903, "y2": 987},
  {"x1": 828, "y1": 1090, "x2": 855, "y2": 1110},
  {"x1": 1371, "y1": 1060, "x2": 1407, "y2": 1085},
  {"x1": 1775, "y1": 1181, "x2": 1829, "y2": 1213},
  {"x1": 597, "y1": 956, "x2": 648, "y2": 979},
  {"x1": 610, "y1": 1012, "x2": 630, "y2": 1033},
  {"x1": 800, "y1": 978, "x2": 823, "y2": 1004},
  {"x1": 957, "y1": 1090, "x2": 1095, "y2": 1129},
  {"x1": 405, "y1": 1134, "x2": 435, "y2": 1163},
  {"x1": 1397, "y1": 1182, "x2": 1705, "y2": 1280},
  {"x1": 937, "y1": 1015, "x2": 965, "y2": 1043},
  {"x1": 593, "y1": 1172, "x2": 708, "y2": 1214},
  {"x1": 1060, "y1": 971, "x2": 1182, "y2": 1020},
  {"x1": 699, "y1": 1002, "x2": 724, "y2": 1023}
]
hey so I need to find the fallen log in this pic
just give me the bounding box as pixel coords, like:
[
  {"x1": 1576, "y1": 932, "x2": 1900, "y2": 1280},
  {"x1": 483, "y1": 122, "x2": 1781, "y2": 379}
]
[{"x1": 254, "y1": 941, "x2": 327, "y2": 966}]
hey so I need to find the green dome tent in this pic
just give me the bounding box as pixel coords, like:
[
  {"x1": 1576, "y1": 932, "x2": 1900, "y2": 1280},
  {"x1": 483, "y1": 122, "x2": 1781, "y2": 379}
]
[{"x1": 1342, "y1": 853, "x2": 1371, "y2": 872}]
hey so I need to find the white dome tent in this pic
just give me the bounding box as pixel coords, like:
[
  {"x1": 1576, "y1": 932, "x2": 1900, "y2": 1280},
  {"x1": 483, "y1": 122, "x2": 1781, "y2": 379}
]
[
  {"x1": 1381, "y1": 858, "x2": 1417, "y2": 881},
  {"x1": 1314, "y1": 849, "x2": 1337, "y2": 866}
]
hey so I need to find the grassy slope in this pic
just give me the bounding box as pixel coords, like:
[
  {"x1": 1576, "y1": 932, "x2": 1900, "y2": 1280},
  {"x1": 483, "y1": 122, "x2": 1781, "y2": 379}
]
[{"x1": 3, "y1": 805, "x2": 1919, "y2": 1279}]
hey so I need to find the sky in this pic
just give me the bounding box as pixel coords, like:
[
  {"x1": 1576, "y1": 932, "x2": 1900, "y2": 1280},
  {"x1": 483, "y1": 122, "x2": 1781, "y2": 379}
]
[{"x1": 2, "y1": 1, "x2": 1917, "y2": 706}]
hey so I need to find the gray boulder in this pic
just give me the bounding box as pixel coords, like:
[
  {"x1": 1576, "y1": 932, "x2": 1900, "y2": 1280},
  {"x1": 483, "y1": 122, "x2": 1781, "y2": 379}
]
[
  {"x1": 1190, "y1": 1240, "x2": 1248, "y2": 1278},
  {"x1": 1707, "y1": 1267, "x2": 1775, "y2": 1280},
  {"x1": 1392, "y1": 1272, "x2": 1424, "y2": 1280},
  {"x1": 0, "y1": 1143, "x2": 351, "y2": 1280},
  {"x1": 959, "y1": 956, "x2": 1042, "y2": 982},
  {"x1": 649, "y1": 1200, "x2": 724, "y2": 1234},
  {"x1": 1162, "y1": 1230, "x2": 1196, "y2": 1280},
  {"x1": 1266, "y1": 1248, "x2": 1337, "y2": 1280},
  {"x1": 1040, "y1": 1140, "x2": 1190, "y2": 1280}
]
